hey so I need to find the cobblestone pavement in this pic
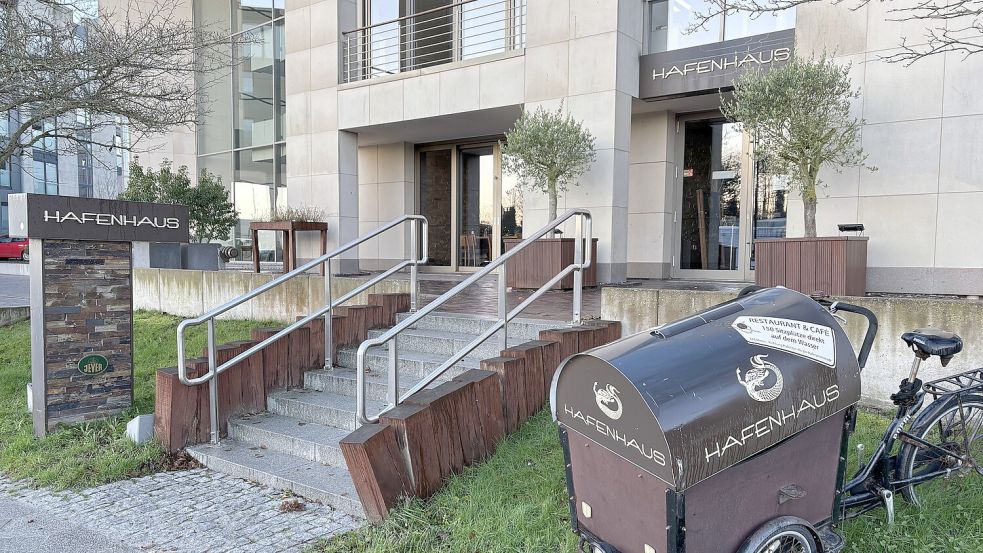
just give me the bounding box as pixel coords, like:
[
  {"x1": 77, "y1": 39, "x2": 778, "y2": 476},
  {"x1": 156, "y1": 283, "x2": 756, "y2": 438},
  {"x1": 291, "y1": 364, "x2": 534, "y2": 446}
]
[{"x1": 0, "y1": 469, "x2": 361, "y2": 552}]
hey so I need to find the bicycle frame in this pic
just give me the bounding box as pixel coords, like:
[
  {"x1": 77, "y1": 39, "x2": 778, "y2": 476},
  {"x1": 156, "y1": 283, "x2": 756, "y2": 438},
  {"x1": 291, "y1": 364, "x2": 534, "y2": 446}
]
[{"x1": 816, "y1": 301, "x2": 979, "y2": 525}]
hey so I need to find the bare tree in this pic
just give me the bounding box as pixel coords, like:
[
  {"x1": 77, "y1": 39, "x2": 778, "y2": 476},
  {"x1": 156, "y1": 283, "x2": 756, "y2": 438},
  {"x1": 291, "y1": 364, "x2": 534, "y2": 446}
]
[
  {"x1": 0, "y1": 0, "x2": 241, "y2": 168},
  {"x1": 690, "y1": 0, "x2": 983, "y2": 63}
]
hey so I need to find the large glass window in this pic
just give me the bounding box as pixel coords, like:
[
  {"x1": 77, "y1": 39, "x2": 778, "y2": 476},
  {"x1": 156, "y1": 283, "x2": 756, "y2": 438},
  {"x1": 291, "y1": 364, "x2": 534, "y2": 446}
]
[
  {"x1": 646, "y1": 0, "x2": 794, "y2": 53},
  {"x1": 195, "y1": 0, "x2": 286, "y2": 257},
  {"x1": 33, "y1": 158, "x2": 58, "y2": 195},
  {"x1": 0, "y1": 203, "x2": 7, "y2": 234},
  {"x1": 0, "y1": 113, "x2": 9, "y2": 190}
]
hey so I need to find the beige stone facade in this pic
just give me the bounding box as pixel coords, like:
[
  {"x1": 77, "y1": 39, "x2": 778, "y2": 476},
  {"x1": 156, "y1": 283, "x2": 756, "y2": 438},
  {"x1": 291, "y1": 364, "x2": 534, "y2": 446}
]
[{"x1": 178, "y1": 0, "x2": 982, "y2": 295}]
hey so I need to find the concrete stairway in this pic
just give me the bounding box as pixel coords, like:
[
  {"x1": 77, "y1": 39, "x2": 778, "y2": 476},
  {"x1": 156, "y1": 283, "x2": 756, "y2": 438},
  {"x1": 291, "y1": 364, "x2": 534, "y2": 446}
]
[{"x1": 187, "y1": 312, "x2": 559, "y2": 519}]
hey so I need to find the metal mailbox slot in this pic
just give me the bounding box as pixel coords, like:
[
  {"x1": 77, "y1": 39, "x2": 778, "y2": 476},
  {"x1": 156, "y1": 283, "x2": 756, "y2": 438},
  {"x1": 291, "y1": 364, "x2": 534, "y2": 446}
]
[{"x1": 551, "y1": 288, "x2": 862, "y2": 553}]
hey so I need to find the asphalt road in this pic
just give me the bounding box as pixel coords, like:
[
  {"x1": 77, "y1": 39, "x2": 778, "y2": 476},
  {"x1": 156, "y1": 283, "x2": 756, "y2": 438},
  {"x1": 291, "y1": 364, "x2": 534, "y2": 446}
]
[{"x1": 0, "y1": 275, "x2": 29, "y2": 307}]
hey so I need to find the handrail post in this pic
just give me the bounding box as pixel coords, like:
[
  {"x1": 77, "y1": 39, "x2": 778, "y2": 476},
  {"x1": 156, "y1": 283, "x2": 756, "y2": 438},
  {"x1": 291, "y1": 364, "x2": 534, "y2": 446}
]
[
  {"x1": 572, "y1": 215, "x2": 584, "y2": 326},
  {"x1": 324, "y1": 261, "x2": 333, "y2": 369},
  {"x1": 388, "y1": 336, "x2": 398, "y2": 408},
  {"x1": 410, "y1": 218, "x2": 419, "y2": 312},
  {"x1": 207, "y1": 319, "x2": 219, "y2": 444},
  {"x1": 499, "y1": 263, "x2": 508, "y2": 350}
]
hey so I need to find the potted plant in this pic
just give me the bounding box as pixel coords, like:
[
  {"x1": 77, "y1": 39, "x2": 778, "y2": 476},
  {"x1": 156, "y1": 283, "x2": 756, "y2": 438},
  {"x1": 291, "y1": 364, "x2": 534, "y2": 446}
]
[
  {"x1": 249, "y1": 205, "x2": 329, "y2": 274},
  {"x1": 722, "y1": 55, "x2": 875, "y2": 296},
  {"x1": 120, "y1": 160, "x2": 238, "y2": 270},
  {"x1": 500, "y1": 105, "x2": 598, "y2": 289}
]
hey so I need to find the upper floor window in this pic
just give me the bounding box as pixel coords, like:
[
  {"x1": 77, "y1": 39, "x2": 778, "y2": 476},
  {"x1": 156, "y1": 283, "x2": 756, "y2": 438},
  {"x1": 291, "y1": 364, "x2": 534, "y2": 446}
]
[{"x1": 646, "y1": 0, "x2": 794, "y2": 54}]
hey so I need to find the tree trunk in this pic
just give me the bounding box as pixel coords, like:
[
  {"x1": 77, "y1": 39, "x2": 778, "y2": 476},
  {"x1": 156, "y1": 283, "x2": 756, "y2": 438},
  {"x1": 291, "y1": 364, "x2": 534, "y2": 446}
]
[
  {"x1": 802, "y1": 178, "x2": 818, "y2": 238},
  {"x1": 548, "y1": 181, "x2": 558, "y2": 224}
]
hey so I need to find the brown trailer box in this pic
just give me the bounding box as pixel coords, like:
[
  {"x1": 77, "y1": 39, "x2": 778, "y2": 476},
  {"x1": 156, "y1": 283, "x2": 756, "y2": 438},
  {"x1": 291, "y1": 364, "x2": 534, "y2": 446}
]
[{"x1": 551, "y1": 287, "x2": 862, "y2": 553}]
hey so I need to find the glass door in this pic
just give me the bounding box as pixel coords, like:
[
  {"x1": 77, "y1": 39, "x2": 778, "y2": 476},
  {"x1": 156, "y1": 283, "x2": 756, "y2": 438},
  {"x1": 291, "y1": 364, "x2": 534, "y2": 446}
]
[
  {"x1": 417, "y1": 141, "x2": 514, "y2": 271},
  {"x1": 418, "y1": 147, "x2": 454, "y2": 267},
  {"x1": 673, "y1": 116, "x2": 752, "y2": 280},
  {"x1": 672, "y1": 114, "x2": 789, "y2": 281}
]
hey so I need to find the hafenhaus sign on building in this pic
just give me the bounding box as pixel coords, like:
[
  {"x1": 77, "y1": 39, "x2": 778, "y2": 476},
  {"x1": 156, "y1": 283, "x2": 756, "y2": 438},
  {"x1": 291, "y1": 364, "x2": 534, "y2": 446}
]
[
  {"x1": 9, "y1": 194, "x2": 189, "y2": 436},
  {"x1": 639, "y1": 29, "x2": 795, "y2": 100}
]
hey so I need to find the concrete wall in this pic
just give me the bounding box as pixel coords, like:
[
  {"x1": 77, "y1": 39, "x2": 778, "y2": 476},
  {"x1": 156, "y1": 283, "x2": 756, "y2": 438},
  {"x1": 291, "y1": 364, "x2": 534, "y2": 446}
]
[
  {"x1": 627, "y1": 111, "x2": 676, "y2": 279},
  {"x1": 794, "y1": 1, "x2": 983, "y2": 295},
  {"x1": 0, "y1": 306, "x2": 30, "y2": 327},
  {"x1": 602, "y1": 287, "x2": 983, "y2": 409},
  {"x1": 133, "y1": 268, "x2": 409, "y2": 323}
]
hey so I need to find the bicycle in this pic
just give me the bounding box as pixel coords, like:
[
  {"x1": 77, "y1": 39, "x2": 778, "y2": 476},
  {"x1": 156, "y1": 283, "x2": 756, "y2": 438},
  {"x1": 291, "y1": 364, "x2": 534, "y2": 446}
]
[{"x1": 740, "y1": 297, "x2": 983, "y2": 553}]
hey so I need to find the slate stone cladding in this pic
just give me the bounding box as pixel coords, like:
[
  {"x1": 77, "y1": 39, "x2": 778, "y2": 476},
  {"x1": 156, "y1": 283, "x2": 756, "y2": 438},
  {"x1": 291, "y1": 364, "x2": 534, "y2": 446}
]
[{"x1": 42, "y1": 240, "x2": 133, "y2": 430}]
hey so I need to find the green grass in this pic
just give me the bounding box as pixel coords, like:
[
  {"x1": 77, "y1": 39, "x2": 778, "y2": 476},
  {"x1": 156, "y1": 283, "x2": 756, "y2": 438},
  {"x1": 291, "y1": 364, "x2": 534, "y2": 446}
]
[
  {"x1": 314, "y1": 410, "x2": 983, "y2": 553},
  {"x1": 0, "y1": 311, "x2": 273, "y2": 490}
]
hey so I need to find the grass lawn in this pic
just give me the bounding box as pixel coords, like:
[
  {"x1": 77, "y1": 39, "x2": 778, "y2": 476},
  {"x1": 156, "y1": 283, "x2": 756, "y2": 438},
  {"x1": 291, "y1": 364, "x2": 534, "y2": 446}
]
[
  {"x1": 0, "y1": 311, "x2": 273, "y2": 490},
  {"x1": 314, "y1": 410, "x2": 983, "y2": 553}
]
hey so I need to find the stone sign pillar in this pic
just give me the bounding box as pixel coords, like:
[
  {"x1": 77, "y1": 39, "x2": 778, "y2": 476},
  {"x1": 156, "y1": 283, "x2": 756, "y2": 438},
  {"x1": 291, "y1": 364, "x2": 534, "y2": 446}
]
[{"x1": 9, "y1": 194, "x2": 189, "y2": 437}]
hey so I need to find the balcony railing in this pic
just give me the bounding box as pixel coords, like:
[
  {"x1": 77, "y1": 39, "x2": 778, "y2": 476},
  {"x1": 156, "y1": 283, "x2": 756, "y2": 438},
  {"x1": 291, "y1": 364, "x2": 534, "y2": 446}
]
[{"x1": 342, "y1": 0, "x2": 526, "y2": 84}]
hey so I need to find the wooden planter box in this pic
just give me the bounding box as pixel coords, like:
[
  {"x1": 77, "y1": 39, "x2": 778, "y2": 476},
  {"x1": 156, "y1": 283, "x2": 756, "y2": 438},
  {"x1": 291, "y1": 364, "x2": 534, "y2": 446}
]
[
  {"x1": 503, "y1": 238, "x2": 598, "y2": 290},
  {"x1": 755, "y1": 236, "x2": 868, "y2": 296}
]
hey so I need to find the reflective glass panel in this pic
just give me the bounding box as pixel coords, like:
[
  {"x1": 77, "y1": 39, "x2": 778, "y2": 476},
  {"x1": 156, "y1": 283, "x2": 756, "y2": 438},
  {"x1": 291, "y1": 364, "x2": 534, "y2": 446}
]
[
  {"x1": 679, "y1": 120, "x2": 742, "y2": 271},
  {"x1": 236, "y1": 0, "x2": 272, "y2": 33},
  {"x1": 462, "y1": 0, "x2": 506, "y2": 60},
  {"x1": 235, "y1": 147, "x2": 278, "y2": 258},
  {"x1": 647, "y1": 0, "x2": 722, "y2": 53},
  {"x1": 235, "y1": 24, "x2": 275, "y2": 149},
  {"x1": 724, "y1": 8, "x2": 795, "y2": 41},
  {"x1": 458, "y1": 146, "x2": 494, "y2": 266},
  {"x1": 419, "y1": 149, "x2": 453, "y2": 266}
]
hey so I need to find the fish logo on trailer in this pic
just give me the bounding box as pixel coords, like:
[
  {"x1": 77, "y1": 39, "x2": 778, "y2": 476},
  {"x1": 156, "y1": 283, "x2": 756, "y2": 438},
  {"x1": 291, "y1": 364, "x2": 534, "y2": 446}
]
[
  {"x1": 593, "y1": 382, "x2": 623, "y2": 420},
  {"x1": 736, "y1": 354, "x2": 784, "y2": 402}
]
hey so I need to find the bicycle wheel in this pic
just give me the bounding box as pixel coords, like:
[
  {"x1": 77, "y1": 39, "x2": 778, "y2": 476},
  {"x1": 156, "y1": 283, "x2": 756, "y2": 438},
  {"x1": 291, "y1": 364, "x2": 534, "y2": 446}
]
[
  {"x1": 897, "y1": 393, "x2": 983, "y2": 506},
  {"x1": 738, "y1": 517, "x2": 818, "y2": 553}
]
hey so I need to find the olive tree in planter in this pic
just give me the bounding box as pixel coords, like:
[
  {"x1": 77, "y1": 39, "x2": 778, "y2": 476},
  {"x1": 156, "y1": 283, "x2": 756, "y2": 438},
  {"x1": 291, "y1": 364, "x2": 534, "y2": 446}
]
[
  {"x1": 120, "y1": 161, "x2": 239, "y2": 270},
  {"x1": 500, "y1": 105, "x2": 598, "y2": 289},
  {"x1": 722, "y1": 55, "x2": 875, "y2": 295}
]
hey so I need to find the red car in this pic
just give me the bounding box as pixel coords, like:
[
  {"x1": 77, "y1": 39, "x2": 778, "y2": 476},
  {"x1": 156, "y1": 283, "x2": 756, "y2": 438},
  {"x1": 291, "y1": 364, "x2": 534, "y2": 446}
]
[{"x1": 0, "y1": 235, "x2": 28, "y2": 261}]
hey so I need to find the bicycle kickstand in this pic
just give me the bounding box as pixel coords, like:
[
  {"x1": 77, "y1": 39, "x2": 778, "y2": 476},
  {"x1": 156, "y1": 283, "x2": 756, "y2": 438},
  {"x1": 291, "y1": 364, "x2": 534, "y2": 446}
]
[{"x1": 879, "y1": 489, "x2": 895, "y2": 525}]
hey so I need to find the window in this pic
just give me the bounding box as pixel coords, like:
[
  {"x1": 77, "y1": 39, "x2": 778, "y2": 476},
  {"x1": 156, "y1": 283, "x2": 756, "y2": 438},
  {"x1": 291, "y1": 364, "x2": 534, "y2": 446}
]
[
  {"x1": 0, "y1": 203, "x2": 7, "y2": 235},
  {"x1": 195, "y1": 0, "x2": 286, "y2": 257},
  {"x1": 33, "y1": 158, "x2": 58, "y2": 195},
  {"x1": 646, "y1": 0, "x2": 794, "y2": 53}
]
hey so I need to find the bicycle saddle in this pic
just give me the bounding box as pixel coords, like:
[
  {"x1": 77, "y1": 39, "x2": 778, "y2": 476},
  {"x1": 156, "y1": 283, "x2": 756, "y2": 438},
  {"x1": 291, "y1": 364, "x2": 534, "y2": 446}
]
[{"x1": 901, "y1": 328, "x2": 963, "y2": 365}]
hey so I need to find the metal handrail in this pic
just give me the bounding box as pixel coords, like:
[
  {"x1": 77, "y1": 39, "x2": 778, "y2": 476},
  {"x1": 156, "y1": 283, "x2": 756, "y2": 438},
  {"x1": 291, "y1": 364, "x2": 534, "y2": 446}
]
[
  {"x1": 356, "y1": 209, "x2": 592, "y2": 425},
  {"x1": 177, "y1": 215, "x2": 428, "y2": 443}
]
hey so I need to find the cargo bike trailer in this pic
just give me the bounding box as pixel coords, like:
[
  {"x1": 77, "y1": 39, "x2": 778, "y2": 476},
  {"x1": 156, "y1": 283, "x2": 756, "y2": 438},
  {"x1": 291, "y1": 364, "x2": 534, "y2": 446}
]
[{"x1": 551, "y1": 286, "x2": 983, "y2": 553}]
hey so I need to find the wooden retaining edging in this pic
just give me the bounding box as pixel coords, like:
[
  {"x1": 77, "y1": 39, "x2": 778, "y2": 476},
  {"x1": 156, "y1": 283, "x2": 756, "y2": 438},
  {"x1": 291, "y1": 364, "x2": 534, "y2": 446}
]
[
  {"x1": 344, "y1": 319, "x2": 623, "y2": 524},
  {"x1": 154, "y1": 293, "x2": 413, "y2": 454}
]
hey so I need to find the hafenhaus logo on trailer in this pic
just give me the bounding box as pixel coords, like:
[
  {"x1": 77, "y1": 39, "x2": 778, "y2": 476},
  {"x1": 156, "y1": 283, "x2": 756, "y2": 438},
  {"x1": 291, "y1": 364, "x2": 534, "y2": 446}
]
[
  {"x1": 736, "y1": 354, "x2": 784, "y2": 402},
  {"x1": 593, "y1": 382, "x2": 623, "y2": 420}
]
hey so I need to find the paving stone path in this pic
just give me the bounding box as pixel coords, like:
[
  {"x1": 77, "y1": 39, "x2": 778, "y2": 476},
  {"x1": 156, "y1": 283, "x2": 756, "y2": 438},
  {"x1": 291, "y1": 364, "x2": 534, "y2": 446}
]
[{"x1": 0, "y1": 469, "x2": 361, "y2": 552}]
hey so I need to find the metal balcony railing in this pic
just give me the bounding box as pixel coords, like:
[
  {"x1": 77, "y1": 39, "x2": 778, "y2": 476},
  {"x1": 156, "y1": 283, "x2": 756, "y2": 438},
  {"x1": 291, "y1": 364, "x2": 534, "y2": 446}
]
[{"x1": 342, "y1": 0, "x2": 527, "y2": 84}]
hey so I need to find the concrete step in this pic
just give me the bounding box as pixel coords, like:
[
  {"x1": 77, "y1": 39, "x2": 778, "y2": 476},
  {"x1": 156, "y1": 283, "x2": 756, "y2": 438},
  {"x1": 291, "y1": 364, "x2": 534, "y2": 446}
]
[
  {"x1": 334, "y1": 346, "x2": 480, "y2": 381},
  {"x1": 305, "y1": 365, "x2": 457, "y2": 402},
  {"x1": 395, "y1": 311, "x2": 560, "y2": 340},
  {"x1": 267, "y1": 388, "x2": 386, "y2": 431},
  {"x1": 187, "y1": 440, "x2": 364, "y2": 519},
  {"x1": 228, "y1": 412, "x2": 349, "y2": 467},
  {"x1": 365, "y1": 327, "x2": 529, "y2": 360}
]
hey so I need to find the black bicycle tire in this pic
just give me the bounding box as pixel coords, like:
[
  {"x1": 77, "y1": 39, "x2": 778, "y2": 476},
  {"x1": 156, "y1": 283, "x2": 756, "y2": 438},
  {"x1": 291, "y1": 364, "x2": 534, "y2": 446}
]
[
  {"x1": 896, "y1": 393, "x2": 983, "y2": 505},
  {"x1": 737, "y1": 516, "x2": 819, "y2": 553}
]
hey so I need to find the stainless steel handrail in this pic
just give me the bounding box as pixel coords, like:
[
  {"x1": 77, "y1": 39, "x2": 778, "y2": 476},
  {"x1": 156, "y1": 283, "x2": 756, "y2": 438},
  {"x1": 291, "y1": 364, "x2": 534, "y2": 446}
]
[
  {"x1": 177, "y1": 215, "x2": 428, "y2": 443},
  {"x1": 356, "y1": 209, "x2": 591, "y2": 425}
]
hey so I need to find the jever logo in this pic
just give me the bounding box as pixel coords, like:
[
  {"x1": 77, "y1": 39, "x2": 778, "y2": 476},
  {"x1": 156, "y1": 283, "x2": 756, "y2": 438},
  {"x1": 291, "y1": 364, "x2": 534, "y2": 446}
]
[
  {"x1": 593, "y1": 382, "x2": 623, "y2": 420},
  {"x1": 78, "y1": 354, "x2": 109, "y2": 376},
  {"x1": 736, "y1": 354, "x2": 784, "y2": 402}
]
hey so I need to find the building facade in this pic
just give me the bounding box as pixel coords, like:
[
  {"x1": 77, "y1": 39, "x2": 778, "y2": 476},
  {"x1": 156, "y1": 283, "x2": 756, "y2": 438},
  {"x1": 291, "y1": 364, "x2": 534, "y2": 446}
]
[
  {"x1": 1, "y1": 0, "x2": 127, "y2": 236},
  {"x1": 187, "y1": 0, "x2": 983, "y2": 295}
]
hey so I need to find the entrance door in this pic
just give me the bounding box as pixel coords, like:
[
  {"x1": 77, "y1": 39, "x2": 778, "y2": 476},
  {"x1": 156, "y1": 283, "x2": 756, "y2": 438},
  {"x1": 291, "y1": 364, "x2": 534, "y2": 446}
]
[
  {"x1": 672, "y1": 114, "x2": 788, "y2": 281},
  {"x1": 417, "y1": 141, "x2": 517, "y2": 271}
]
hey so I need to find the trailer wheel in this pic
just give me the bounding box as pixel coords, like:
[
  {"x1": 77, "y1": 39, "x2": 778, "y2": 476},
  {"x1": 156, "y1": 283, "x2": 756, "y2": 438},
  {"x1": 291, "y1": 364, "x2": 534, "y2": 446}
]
[{"x1": 737, "y1": 516, "x2": 819, "y2": 553}]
